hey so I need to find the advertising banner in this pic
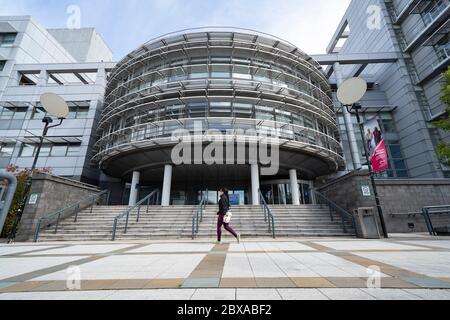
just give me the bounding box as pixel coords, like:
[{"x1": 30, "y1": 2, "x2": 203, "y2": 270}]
[{"x1": 363, "y1": 117, "x2": 389, "y2": 173}]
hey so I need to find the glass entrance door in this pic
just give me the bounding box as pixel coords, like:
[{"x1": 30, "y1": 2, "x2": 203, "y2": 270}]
[{"x1": 261, "y1": 181, "x2": 313, "y2": 205}]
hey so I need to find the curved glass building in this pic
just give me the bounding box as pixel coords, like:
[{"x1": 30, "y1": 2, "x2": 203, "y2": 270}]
[{"x1": 93, "y1": 28, "x2": 344, "y2": 206}]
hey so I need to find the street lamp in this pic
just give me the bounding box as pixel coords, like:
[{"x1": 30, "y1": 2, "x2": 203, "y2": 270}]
[
  {"x1": 337, "y1": 77, "x2": 389, "y2": 239},
  {"x1": 7, "y1": 93, "x2": 69, "y2": 243}
]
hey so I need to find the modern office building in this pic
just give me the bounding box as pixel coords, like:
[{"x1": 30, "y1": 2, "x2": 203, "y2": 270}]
[
  {"x1": 0, "y1": 16, "x2": 115, "y2": 184},
  {"x1": 1, "y1": 0, "x2": 449, "y2": 209},
  {"x1": 93, "y1": 29, "x2": 345, "y2": 206},
  {"x1": 324, "y1": 0, "x2": 450, "y2": 178}
]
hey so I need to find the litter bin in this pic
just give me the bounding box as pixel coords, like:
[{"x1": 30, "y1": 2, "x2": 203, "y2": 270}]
[{"x1": 354, "y1": 207, "x2": 381, "y2": 239}]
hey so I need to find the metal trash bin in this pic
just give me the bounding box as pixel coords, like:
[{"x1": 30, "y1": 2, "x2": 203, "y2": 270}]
[{"x1": 354, "y1": 207, "x2": 381, "y2": 239}]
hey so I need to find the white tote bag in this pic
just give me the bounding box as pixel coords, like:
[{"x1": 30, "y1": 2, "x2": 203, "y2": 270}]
[{"x1": 224, "y1": 211, "x2": 233, "y2": 224}]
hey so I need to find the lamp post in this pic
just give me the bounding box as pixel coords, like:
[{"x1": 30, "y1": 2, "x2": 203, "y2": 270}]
[
  {"x1": 337, "y1": 78, "x2": 389, "y2": 239},
  {"x1": 7, "y1": 93, "x2": 69, "y2": 243},
  {"x1": 345, "y1": 103, "x2": 389, "y2": 239}
]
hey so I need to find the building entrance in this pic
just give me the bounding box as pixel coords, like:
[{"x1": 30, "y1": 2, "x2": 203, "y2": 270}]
[{"x1": 260, "y1": 180, "x2": 314, "y2": 205}]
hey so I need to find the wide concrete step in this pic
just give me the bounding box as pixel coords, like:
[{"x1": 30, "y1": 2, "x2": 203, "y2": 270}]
[{"x1": 36, "y1": 204, "x2": 355, "y2": 241}]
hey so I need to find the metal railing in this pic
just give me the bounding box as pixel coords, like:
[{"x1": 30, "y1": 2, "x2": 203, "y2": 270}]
[
  {"x1": 34, "y1": 190, "x2": 110, "y2": 242},
  {"x1": 192, "y1": 197, "x2": 207, "y2": 240},
  {"x1": 312, "y1": 190, "x2": 356, "y2": 234},
  {"x1": 422, "y1": 205, "x2": 450, "y2": 236},
  {"x1": 111, "y1": 189, "x2": 160, "y2": 241},
  {"x1": 258, "y1": 190, "x2": 276, "y2": 239}
]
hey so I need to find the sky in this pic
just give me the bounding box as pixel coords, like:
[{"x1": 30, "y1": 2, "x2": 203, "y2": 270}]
[{"x1": 0, "y1": 0, "x2": 351, "y2": 60}]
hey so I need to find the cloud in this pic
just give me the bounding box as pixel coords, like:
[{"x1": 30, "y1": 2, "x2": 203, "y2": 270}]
[{"x1": 0, "y1": 0, "x2": 351, "y2": 59}]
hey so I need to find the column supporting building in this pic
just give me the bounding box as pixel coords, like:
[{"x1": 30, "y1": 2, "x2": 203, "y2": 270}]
[
  {"x1": 161, "y1": 164, "x2": 173, "y2": 207},
  {"x1": 128, "y1": 171, "x2": 140, "y2": 207},
  {"x1": 333, "y1": 62, "x2": 362, "y2": 170},
  {"x1": 289, "y1": 169, "x2": 301, "y2": 206},
  {"x1": 251, "y1": 164, "x2": 260, "y2": 206}
]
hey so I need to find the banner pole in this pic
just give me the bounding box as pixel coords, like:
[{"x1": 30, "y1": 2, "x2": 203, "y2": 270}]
[{"x1": 351, "y1": 103, "x2": 389, "y2": 239}]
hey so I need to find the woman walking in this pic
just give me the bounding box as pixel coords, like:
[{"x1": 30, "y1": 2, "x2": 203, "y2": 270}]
[{"x1": 217, "y1": 188, "x2": 241, "y2": 244}]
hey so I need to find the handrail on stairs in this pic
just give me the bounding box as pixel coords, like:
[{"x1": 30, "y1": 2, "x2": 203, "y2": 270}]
[
  {"x1": 311, "y1": 189, "x2": 356, "y2": 234},
  {"x1": 111, "y1": 189, "x2": 160, "y2": 241},
  {"x1": 258, "y1": 190, "x2": 276, "y2": 239},
  {"x1": 192, "y1": 197, "x2": 207, "y2": 240},
  {"x1": 34, "y1": 189, "x2": 110, "y2": 242}
]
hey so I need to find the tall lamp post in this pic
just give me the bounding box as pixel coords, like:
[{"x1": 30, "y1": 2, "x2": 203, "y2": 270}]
[
  {"x1": 7, "y1": 93, "x2": 69, "y2": 243},
  {"x1": 337, "y1": 78, "x2": 389, "y2": 239}
]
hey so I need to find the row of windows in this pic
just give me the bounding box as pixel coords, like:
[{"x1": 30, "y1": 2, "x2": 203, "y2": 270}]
[
  {"x1": 120, "y1": 64, "x2": 330, "y2": 105},
  {"x1": 0, "y1": 102, "x2": 90, "y2": 120},
  {"x1": 100, "y1": 119, "x2": 342, "y2": 158},
  {"x1": 105, "y1": 103, "x2": 337, "y2": 139},
  {"x1": 19, "y1": 143, "x2": 82, "y2": 158},
  {"x1": 117, "y1": 56, "x2": 328, "y2": 95},
  {"x1": 0, "y1": 142, "x2": 82, "y2": 158},
  {"x1": 0, "y1": 33, "x2": 16, "y2": 47}
]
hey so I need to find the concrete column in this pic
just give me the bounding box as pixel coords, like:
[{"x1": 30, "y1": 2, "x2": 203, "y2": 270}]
[
  {"x1": 289, "y1": 169, "x2": 301, "y2": 206},
  {"x1": 161, "y1": 165, "x2": 173, "y2": 207},
  {"x1": 333, "y1": 62, "x2": 362, "y2": 170},
  {"x1": 128, "y1": 171, "x2": 140, "y2": 207},
  {"x1": 251, "y1": 164, "x2": 260, "y2": 206},
  {"x1": 38, "y1": 69, "x2": 48, "y2": 86}
]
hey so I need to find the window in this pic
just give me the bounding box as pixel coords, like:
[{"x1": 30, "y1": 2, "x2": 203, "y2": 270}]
[
  {"x1": 210, "y1": 102, "x2": 232, "y2": 117},
  {"x1": 0, "y1": 33, "x2": 16, "y2": 47},
  {"x1": 20, "y1": 144, "x2": 36, "y2": 157},
  {"x1": 0, "y1": 61, "x2": 5, "y2": 71},
  {"x1": 51, "y1": 145, "x2": 68, "y2": 157},
  {"x1": 255, "y1": 106, "x2": 275, "y2": 121},
  {"x1": 0, "y1": 144, "x2": 14, "y2": 157},
  {"x1": 234, "y1": 103, "x2": 253, "y2": 118},
  {"x1": 33, "y1": 101, "x2": 90, "y2": 119},
  {"x1": 67, "y1": 145, "x2": 81, "y2": 156},
  {"x1": 19, "y1": 143, "x2": 81, "y2": 157},
  {"x1": 0, "y1": 106, "x2": 27, "y2": 120}
]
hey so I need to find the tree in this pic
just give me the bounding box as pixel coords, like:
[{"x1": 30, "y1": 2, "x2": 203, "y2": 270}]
[{"x1": 434, "y1": 67, "x2": 450, "y2": 166}]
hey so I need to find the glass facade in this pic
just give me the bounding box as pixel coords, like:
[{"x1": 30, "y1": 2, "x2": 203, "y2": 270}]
[{"x1": 94, "y1": 29, "x2": 345, "y2": 182}]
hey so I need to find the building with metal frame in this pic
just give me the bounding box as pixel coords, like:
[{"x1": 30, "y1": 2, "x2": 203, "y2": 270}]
[
  {"x1": 93, "y1": 28, "x2": 345, "y2": 206},
  {"x1": 324, "y1": 0, "x2": 450, "y2": 179}
]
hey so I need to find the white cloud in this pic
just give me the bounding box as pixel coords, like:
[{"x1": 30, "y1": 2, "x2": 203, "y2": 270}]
[{"x1": 0, "y1": 0, "x2": 352, "y2": 58}]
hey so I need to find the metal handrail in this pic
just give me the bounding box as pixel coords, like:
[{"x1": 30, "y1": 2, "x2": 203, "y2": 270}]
[
  {"x1": 34, "y1": 189, "x2": 110, "y2": 242},
  {"x1": 312, "y1": 190, "x2": 356, "y2": 233},
  {"x1": 422, "y1": 205, "x2": 450, "y2": 236},
  {"x1": 192, "y1": 197, "x2": 207, "y2": 240},
  {"x1": 258, "y1": 190, "x2": 276, "y2": 239},
  {"x1": 111, "y1": 189, "x2": 160, "y2": 241}
]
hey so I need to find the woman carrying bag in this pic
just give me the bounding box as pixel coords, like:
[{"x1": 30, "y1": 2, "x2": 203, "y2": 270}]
[{"x1": 217, "y1": 188, "x2": 241, "y2": 244}]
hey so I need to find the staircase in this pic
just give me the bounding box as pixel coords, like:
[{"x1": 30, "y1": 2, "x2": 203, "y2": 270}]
[
  {"x1": 37, "y1": 206, "x2": 196, "y2": 242},
  {"x1": 36, "y1": 204, "x2": 355, "y2": 242}
]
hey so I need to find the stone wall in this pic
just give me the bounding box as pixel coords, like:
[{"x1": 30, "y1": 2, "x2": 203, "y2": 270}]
[
  {"x1": 16, "y1": 173, "x2": 103, "y2": 241},
  {"x1": 317, "y1": 171, "x2": 450, "y2": 234}
]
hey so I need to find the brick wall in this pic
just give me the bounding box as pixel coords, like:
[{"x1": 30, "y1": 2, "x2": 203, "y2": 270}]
[
  {"x1": 318, "y1": 171, "x2": 450, "y2": 233},
  {"x1": 16, "y1": 173, "x2": 102, "y2": 241}
]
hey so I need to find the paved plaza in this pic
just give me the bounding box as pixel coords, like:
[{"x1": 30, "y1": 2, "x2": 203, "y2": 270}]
[{"x1": 1, "y1": 235, "x2": 450, "y2": 300}]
